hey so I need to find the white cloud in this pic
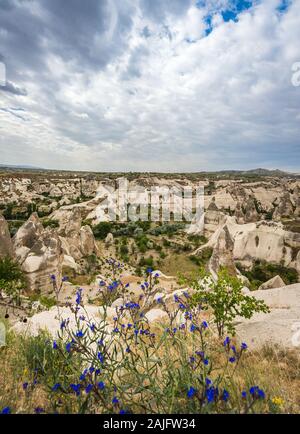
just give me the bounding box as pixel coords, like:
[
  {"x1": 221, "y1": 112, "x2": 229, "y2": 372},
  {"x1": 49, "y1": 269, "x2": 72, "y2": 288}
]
[{"x1": 0, "y1": 0, "x2": 300, "y2": 171}]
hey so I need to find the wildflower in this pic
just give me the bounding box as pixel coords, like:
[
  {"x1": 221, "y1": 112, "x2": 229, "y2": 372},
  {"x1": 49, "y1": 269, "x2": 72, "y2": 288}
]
[
  {"x1": 62, "y1": 276, "x2": 68, "y2": 282},
  {"x1": 50, "y1": 274, "x2": 56, "y2": 281},
  {"x1": 203, "y1": 358, "x2": 209, "y2": 366},
  {"x1": 52, "y1": 383, "x2": 61, "y2": 392},
  {"x1": 76, "y1": 330, "x2": 84, "y2": 338},
  {"x1": 1, "y1": 407, "x2": 11, "y2": 414},
  {"x1": 156, "y1": 297, "x2": 163, "y2": 303},
  {"x1": 70, "y1": 384, "x2": 81, "y2": 396},
  {"x1": 66, "y1": 342, "x2": 73, "y2": 353},
  {"x1": 223, "y1": 336, "x2": 231, "y2": 347},
  {"x1": 241, "y1": 342, "x2": 248, "y2": 351},
  {"x1": 85, "y1": 384, "x2": 93, "y2": 394},
  {"x1": 98, "y1": 352, "x2": 104, "y2": 364},
  {"x1": 190, "y1": 324, "x2": 197, "y2": 332},
  {"x1": 249, "y1": 386, "x2": 265, "y2": 399},
  {"x1": 89, "y1": 323, "x2": 96, "y2": 332},
  {"x1": 241, "y1": 391, "x2": 247, "y2": 399},
  {"x1": 22, "y1": 382, "x2": 29, "y2": 390},
  {"x1": 221, "y1": 389, "x2": 230, "y2": 402},
  {"x1": 187, "y1": 387, "x2": 197, "y2": 398},
  {"x1": 95, "y1": 369, "x2": 101, "y2": 376},
  {"x1": 126, "y1": 347, "x2": 131, "y2": 353},
  {"x1": 79, "y1": 315, "x2": 85, "y2": 321},
  {"x1": 113, "y1": 327, "x2": 120, "y2": 333},
  {"x1": 202, "y1": 321, "x2": 208, "y2": 329},
  {"x1": 98, "y1": 381, "x2": 105, "y2": 390},
  {"x1": 89, "y1": 366, "x2": 95, "y2": 374},
  {"x1": 206, "y1": 386, "x2": 218, "y2": 403},
  {"x1": 75, "y1": 288, "x2": 83, "y2": 305},
  {"x1": 34, "y1": 407, "x2": 45, "y2": 414},
  {"x1": 272, "y1": 396, "x2": 284, "y2": 406},
  {"x1": 229, "y1": 357, "x2": 236, "y2": 363},
  {"x1": 205, "y1": 378, "x2": 212, "y2": 386},
  {"x1": 146, "y1": 267, "x2": 153, "y2": 274},
  {"x1": 112, "y1": 397, "x2": 119, "y2": 405},
  {"x1": 174, "y1": 294, "x2": 180, "y2": 303}
]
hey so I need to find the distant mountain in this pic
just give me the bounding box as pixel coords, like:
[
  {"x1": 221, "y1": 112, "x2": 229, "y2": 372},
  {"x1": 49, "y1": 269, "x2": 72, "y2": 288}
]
[{"x1": 0, "y1": 163, "x2": 44, "y2": 170}]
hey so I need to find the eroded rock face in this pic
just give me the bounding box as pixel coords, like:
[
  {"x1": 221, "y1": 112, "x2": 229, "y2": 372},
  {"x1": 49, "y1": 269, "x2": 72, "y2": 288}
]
[
  {"x1": 13, "y1": 212, "x2": 44, "y2": 263},
  {"x1": 244, "y1": 196, "x2": 259, "y2": 223},
  {"x1": 13, "y1": 214, "x2": 64, "y2": 292},
  {"x1": 204, "y1": 198, "x2": 226, "y2": 237},
  {"x1": 273, "y1": 191, "x2": 294, "y2": 221},
  {"x1": 0, "y1": 213, "x2": 13, "y2": 257},
  {"x1": 208, "y1": 225, "x2": 237, "y2": 278},
  {"x1": 21, "y1": 229, "x2": 64, "y2": 292}
]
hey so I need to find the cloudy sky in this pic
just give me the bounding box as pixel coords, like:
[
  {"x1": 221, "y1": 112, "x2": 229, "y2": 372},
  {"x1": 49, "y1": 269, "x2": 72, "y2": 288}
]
[{"x1": 0, "y1": 0, "x2": 299, "y2": 172}]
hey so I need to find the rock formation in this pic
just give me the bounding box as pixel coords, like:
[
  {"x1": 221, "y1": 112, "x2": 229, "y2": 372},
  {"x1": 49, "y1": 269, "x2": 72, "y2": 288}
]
[
  {"x1": 273, "y1": 191, "x2": 294, "y2": 221},
  {"x1": 258, "y1": 275, "x2": 286, "y2": 290},
  {"x1": 208, "y1": 225, "x2": 237, "y2": 278},
  {"x1": 0, "y1": 213, "x2": 13, "y2": 257}
]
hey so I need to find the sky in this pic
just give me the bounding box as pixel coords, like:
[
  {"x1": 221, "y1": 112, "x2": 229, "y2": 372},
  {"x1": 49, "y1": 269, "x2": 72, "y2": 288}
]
[{"x1": 0, "y1": 0, "x2": 299, "y2": 172}]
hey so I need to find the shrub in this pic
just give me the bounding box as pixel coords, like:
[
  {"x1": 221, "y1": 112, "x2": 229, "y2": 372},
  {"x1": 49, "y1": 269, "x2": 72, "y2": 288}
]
[
  {"x1": 0, "y1": 257, "x2": 27, "y2": 302},
  {"x1": 92, "y1": 222, "x2": 113, "y2": 240},
  {"x1": 189, "y1": 269, "x2": 269, "y2": 337}
]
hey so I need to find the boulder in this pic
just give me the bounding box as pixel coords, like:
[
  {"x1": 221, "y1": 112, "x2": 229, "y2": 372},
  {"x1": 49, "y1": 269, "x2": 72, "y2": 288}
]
[
  {"x1": 273, "y1": 191, "x2": 294, "y2": 221},
  {"x1": 105, "y1": 232, "x2": 114, "y2": 247},
  {"x1": 258, "y1": 275, "x2": 286, "y2": 290},
  {"x1": 13, "y1": 213, "x2": 44, "y2": 263}
]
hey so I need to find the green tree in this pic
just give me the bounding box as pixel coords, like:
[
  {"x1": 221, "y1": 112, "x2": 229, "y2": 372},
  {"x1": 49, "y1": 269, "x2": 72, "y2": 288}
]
[{"x1": 190, "y1": 268, "x2": 270, "y2": 337}]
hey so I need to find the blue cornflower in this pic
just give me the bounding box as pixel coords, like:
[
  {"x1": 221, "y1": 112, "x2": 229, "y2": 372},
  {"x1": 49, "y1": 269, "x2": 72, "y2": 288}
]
[
  {"x1": 75, "y1": 288, "x2": 83, "y2": 305},
  {"x1": 146, "y1": 267, "x2": 153, "y2": 274},
  {"x1": 205, "y1": 378, "x2": 212, "y2": 386},
  {"x1": 112, "y1": 397, "x2": 119, "y2": 405},
  {"x1": 70, "y1": 384, "x2": 81, "y2": 396},
  {"x1": 179, "y1": 303, "x2": 186, "y2": 309},
  {"x1": 89, "y1": 323, "x2": 96, "y2": 332},
  {"x1": 50, "y1": 274, "x2": 56, "y2": 281},
  {"x1": 85, "y1": 384, "x2": 93, "y2": 394},
  {"x1": 22, "y1": 382, "x2": 29, "y2": 390},
  {"x1": 206, "y1": 386, "x2": 218, "y2": 403},
  {"x1": 221, "y1": 389, "x2": 230, "y2": 402},
  {"x1": 202, "y1": 321, "x2": 208, "y2": 329},
  {"x1": 52, "y1": 383, "x2": 61, "y2": 392},
  {"x1": 203, "y1": 358, "x2": 209, "y2": 366},
  {"x1": 113, "y1": 327, "x2": 120, "y2": 333},
  {"x1": 242, "y1": 391, "x2": 247, "y2": 398},
  {"x1": 156, "y1": 297, "x2": 163, "y2": 303},
  {"x1": 223, "y1": 336, "x2": 231, "y2": 346},
  {"x1": 241, "y1": 342, "x2": 248, "y2": 350},
  {"x1": 174, "y1": 294, "x2": 180, "y2": 302},
  {"x1": 34, "y1": 407, "x2": 45, "y2": 414},
  {"x1": 1, "y1": 407, "x2": 11, "y2": 414},
  {"x1": 190, "y1": 324, "x2": 197, "y2": 332},
  {"x1": 127, "y1": 323, "x2": 133, "y2": 328},
  {"x1": 126, "y1": 347, "x2": 131, "y2": 353},
  {"x1": 52, "y1": 340, "x2": 58, "y2": 349},
  {"x1": 62, "y1": 276, "x2": 68, "y2": 282},
  {"x1": 229, "y1": 357, "x2": 236, "y2": 363},
  {"x1": 66, "y1": 341, "x2": 73, "y2": 353},
  {"x1": 187, "y1": 386, "x2": 197, "y2": 398},
  {"x1": 98, "y1": 381, "x2": 105, "y2": 390},
  {"x1": 95, "y1": 369, "x2": 101, "y2": 376},
  {"x1": 231, "y1": 345, "x2": 237, "y2": 354},
  {"x1": 98, "y1": 352, "x2": 104, "y2": 364},
  {"x1": 99, "y1": 280, "x2": 106, "y2": 286},
  {"x1": 76, "y1": 330, "x2": 84, "y2": 338},
  {"x1": 60, "y1": 319, "x2": 67, "y2": 330},
  {"x1": 249, "y1": 386, "x2": 265, "y2": 399}
]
